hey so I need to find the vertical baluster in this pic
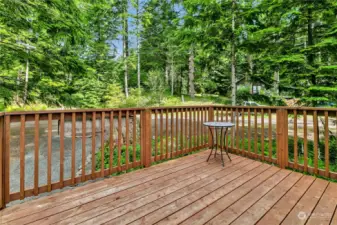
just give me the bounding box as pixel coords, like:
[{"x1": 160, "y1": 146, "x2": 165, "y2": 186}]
[
  {"x1": 193, "y1": 108, "x2": 196, "y2": 150},
  {"x1": 254, "y1": 109, "x2": 258, "y2": 158},
  {"x1": 185, "y1": 109, "x2": 188, "y2": 152},
  {"x1": 235, "y1": 108, "x2": 239, "y2": 153},
  {"x1": 248, "y1": 108, "x2": 251, "y2": 156},
  {"x1": 313, "y1": 110, "x2": 318, "y2": 175},
  {"x1": 5, "y1": 115, "x2": 10, "y2": 203},
  {"x1": 81, "y1": 112, "x2": 86, "y2": 182},
  {"x1": 133, "y1": 111, "x2": 137, "y2": 166},
  {"x1": 268, "y1": 109, "x2": 272, "y2": 160},
  {"x1": 197, "y1": 108, "x2": 199, "y2": 148},
  {"x1": 294, "y1": 110, "x2": 298, "y2": 169},
  {"x1": 166, "y1": 109, "x2": 169, "y2": 159},
  {"x1": 221, "y1": 107, "x2": 224, "y2": 122},
  {"x1": 109, "y1": 111, "x2": 114, "y2": 173},
  {"x1": 181, "y1": 109, "x2": 184, "y2": 153},
  {"x1": 171, "y1": 109, "x2": 174, "y2": 158},
  {"x1": 91, "y1": 112, "x2": 96, "y2": 179},
  {"x1": 231, "y1": 108, "x2": 234, "y2": 151},
  {"x1": 60, "y1": 113, "x2": 64, "y2": 188},
  {"x1": 242, "y1": 108, "x2": 245, "y2": 154},
  {"x1": 20, "y1": 115, "x2": 25, "y2": 199},
  {"x1": 261, "y1": 109, "x2": 264, "y2": 161},
  {"x1": 118, "y1": 111, "x2": 122, "y2": 171},
  {"x1": 34, "y1": 114, "x2": 39, "y2": 195},
  {"x1": 226, "y1": 108, "x2": 229, "y2": 149},
  {"x1": 154, "y1": 110, "x2": 158, "y2": 161},
  {"x1": 0, "y1": 115, "x2": 3, "y2": 208},
  {"x1": 324, "y1": 111, "x2": 329, "y2": 177},
  {"x1": 47, "y1": 114, "x2": 52, "y2": 191},
  {"x1": 71, "y1": 113, "x2": 76, "y2": 184},
  {"x1": 303, "y1": 110, "x2": 308, "y2": 172},
  {"x1": 160, "y1": 109, "x2": 163, "y2": 160},
  {"x1": 176, "y1": 109, "x2": 179, "y2": 155},
  {"x1": 189, "y1": 108, "x2": 192, "y2": 153},
  {"x1": 125, "y1": 111, "x2": 129, "y2": 170},
  {"x1": 101, "y1": 112, "x2": 105, "y2": 176},
  {"x1": 204, "y1": 108, "x2": 207, "y2": 144}
]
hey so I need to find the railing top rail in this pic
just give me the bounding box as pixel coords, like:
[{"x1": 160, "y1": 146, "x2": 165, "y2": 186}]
[
  {"x1": 2, "y1": 104, "x2": 337, "y2": 116},
  {"x1": 212, "y1": 105, "x2": 337, "y2": 111}
]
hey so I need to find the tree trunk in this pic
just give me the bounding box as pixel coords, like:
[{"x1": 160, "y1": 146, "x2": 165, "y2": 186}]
[
  {"x1": 274, "y1": 70, "x2": 279, "y2": 95},
  {"x1": 165, "y1": 62, "x2": 169, "y2": 85},
  {"x1": 188, "y1": 47, "x2": 195, "y2": 98},
  {"x1": 171, "y1": 60, "x2": 175, "y2": 96},
  {"x1": 231, "y1": 0, "x2": 237, "y2": 106},
  {"x1": 246, "y1": 54, "x2": 253, "y2": 86},
  {"x1": 136, "y1": 0, "x2": 141, "y2": 89},
  {"x1": 123, "y1": 0, "x2": 129, "y2": 98},
  {"x1": 307, "y1": 6, "x2": 315, "y2": 86},
  {"x1": 24, "y1": 58, "x2": 29, "y2": 103}
]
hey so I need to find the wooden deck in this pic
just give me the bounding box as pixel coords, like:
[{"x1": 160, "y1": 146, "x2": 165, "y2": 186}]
[{"x1": 1, "y1": 150, "x2": 337, "y2": 225}]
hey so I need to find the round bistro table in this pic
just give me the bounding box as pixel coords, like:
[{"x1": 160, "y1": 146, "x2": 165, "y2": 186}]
[{"x1": 203, "y1": 121, "x2": 235, "y2": 167}]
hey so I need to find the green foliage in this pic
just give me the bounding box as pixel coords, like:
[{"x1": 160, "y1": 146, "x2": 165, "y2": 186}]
[{"x1": 95, "y1": 143, "x2": 142, "y2": 171}]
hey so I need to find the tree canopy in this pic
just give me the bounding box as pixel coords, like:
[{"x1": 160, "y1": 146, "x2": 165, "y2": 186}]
[{"x1": 1, "y1": 0, "x2": 337, "y2": 110}]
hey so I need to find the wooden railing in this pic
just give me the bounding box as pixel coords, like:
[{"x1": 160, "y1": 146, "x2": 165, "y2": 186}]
[{"x1": 1, "y1": 105, "x2": 337, "y2": 209}]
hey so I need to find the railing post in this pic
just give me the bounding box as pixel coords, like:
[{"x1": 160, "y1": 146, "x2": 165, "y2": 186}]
[
  {"x1": 0, "y1": 114, "x2": 5, "y2": 210},
  {"x1": 276, "y1": 109, "x2": 288, "y2": 169},
  {"x1": 141, "y1": 109, "x2": 152, "y2": 168},
  {"x1": 208, "y1": 106, "x2": 214, "y2": 148}
]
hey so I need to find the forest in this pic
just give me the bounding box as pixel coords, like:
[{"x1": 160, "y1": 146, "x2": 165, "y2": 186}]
[{"x1": 1, "y1": 0, "x2": 337, "y2": 111}]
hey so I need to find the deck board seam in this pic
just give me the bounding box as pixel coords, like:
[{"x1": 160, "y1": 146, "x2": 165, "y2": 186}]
[
  {"x1": 197, "y1": 170, "x2": 293, "y2": 225},
  {"x1": 305, "y1": 180, "x2": 330, "y2": 224},
  {"x1": 135, "y1": 163, "x2": 268, "y2": 225},
  {"x1": 45, "y1": 159, "x2": 236, "y2": 225},
  {"x1": 231, "y1": 172, "x2": 304, "y2": 225},
  {"x1": 3, "y1": 151, "x2": 211, "y2": 216},
  {"x1": 4, "y1": 153, "x2": 218, "y2": 224},
  {"x1": 279, "y1": 177, "x2": 317, "y2": 225},
  {"x1": 76, "y1": 158, "x2": 253, "y2": 225}
]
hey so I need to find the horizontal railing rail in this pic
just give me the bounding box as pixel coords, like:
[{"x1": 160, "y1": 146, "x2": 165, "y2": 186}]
[{"x1": 1, "y1": 105, "x2": 337, "y2": 209}]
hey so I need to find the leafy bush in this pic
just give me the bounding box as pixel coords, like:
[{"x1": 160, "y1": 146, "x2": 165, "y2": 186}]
[{"x1": 95, "y1": 142, "x2": 142, "y2": 172}]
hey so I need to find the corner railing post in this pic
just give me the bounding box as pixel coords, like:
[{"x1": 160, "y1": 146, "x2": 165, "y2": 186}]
[
  {"x1": 276, "y1": 109, "x2": 288, "y2": 169},
  {"x1": 141, "y1": 109, "x2": 152, "y2": 168},
  {"x1": 208, "y1": 106, "x2": 214, "y2": 148},
  {"x1": 0, "y1": 114, "x2": 5, "y2": 210}
]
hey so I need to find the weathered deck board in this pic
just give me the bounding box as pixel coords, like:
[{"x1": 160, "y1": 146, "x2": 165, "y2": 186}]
[{"x1": 1, "y1": 150, "x2": 336, "y2": 225}]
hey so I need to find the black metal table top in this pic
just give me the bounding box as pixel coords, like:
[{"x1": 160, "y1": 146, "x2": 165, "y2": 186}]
[{"x1": 203, "y1": 121, "x2": 235, "y2": 127}]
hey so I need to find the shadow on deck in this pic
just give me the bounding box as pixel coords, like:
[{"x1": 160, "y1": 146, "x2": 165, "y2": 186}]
[{"x1": 1, "y1": 150, "x2": 337, "y2": 225}]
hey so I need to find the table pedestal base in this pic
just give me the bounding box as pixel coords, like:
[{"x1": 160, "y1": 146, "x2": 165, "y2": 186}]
[{"x1": 207, "y1": 127, "x2": 231, "y2": 167}]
